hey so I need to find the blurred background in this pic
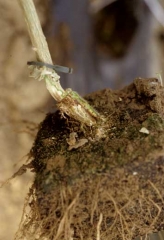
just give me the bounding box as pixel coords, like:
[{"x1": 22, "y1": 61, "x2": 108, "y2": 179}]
[{"x1": 0, "y1": 0, "x2": 164, "y2": 239}]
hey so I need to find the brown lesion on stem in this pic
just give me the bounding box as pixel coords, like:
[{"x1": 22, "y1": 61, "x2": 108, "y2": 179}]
[
  {"x1": 17, "y1": 0, "x2": 102, "y2": 126},
  {"x1": 58, "y1": 89, "x2": 102, "y2": 126}
]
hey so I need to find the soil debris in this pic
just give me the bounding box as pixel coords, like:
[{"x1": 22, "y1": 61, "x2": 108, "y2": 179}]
[
  {"x1": 66, "y1": 132, "x2": 88, "y2": 150},
  {"x1": 139, "y1": 127, "x2": 149, "y2": 134}
]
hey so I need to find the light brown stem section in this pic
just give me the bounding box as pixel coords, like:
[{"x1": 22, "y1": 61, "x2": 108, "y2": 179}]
[
  {"x1": 18, "y1": 0, "x2": 52, "y2": 64},
  {"x1": 17, "y1": 0, "x2": 102, "y2": 126}
]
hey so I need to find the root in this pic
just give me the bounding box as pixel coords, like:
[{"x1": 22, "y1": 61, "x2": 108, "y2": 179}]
[
  {"x1": 96, "y1": 213, "x2": 103, "y2": 240},
  {"x1": 54, "y1": 194, "x2": 79, "y2": 240},
  {"x1": 14, "y1": 174, "x2": 164, "y2": 240}
]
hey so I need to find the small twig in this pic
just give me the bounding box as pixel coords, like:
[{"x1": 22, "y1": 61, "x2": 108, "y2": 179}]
[
  {"x1": 156, "y1": 72, "x2": 163, "y2": 87},
  {"x1": 18, "y1": 0, "x2": 102, "y2": 126}
]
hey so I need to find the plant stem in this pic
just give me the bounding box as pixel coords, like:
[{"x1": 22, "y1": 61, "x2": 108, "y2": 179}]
[{"x1": 18, "y1": 0, "x2": 102, "y2": 126}]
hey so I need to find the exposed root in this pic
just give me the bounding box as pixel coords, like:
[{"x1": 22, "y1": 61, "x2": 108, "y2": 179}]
[
  {"x1": 54, "y1": 195, "x2": 79, "y2": 240},
  {"x1": 14, "y1": 173, "x2": 164, "y2": 240},
  {"x1": 96, "y1": 213, "x2": 103, "y2": 240},
  {"x1": 148, "y1": 180, "x2": 164, "y2": 204}
]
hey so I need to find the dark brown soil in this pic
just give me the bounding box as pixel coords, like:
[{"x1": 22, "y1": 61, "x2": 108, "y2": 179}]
[{"x1": 15, "y1": 78, "x2": 164, "y2": 240}]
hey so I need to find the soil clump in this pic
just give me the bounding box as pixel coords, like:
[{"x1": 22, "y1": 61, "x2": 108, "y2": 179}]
[{"x1": 15, "y1": 78, "x2": 164, "y2": 240}]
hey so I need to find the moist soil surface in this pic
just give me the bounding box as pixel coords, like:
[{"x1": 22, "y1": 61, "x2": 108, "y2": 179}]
[{"x1": 16, "y1": 78, "x2": 164, "y2": 240}]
